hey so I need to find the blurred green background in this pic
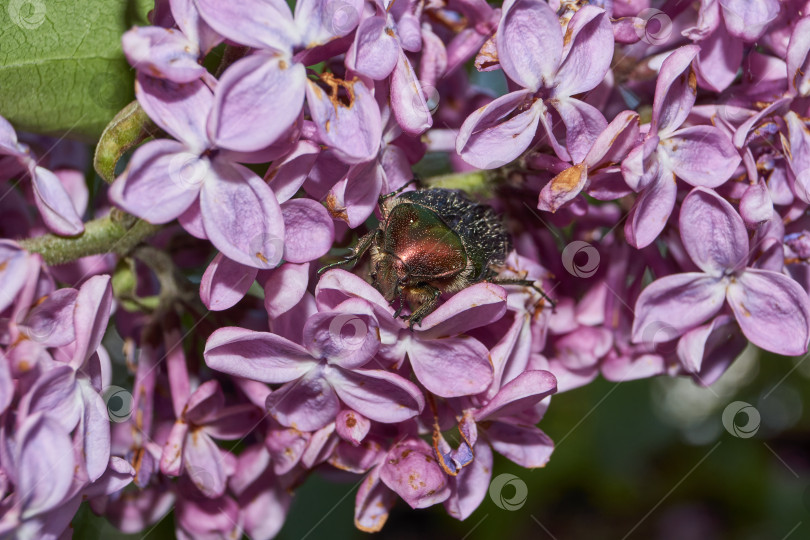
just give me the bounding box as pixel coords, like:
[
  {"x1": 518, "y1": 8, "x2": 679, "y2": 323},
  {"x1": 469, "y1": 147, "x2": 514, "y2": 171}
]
[{"x1": 73, "y1": 346, "x2": 810, "y2": 540}]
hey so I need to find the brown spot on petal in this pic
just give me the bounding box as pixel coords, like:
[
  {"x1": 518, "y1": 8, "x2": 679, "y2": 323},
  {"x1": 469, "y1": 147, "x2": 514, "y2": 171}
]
[
  {"x1": 345, "y1": 415, "x2": 357, "y2": 428},
  {"x1": 551, "y1": 164, "x2": 586, "y2": 193},
  {"x1": 256, "y1": 252, "x2": 269, "y2": 264},
  {"x1": 385, "y1": 27, "x2": 395, "y2": 37},
  {"x1": 326, "y1": 192, "x2": 349, "y2": 221},
  {"x1": 0, "y1": 261, "x2": 7, "y2": 271},
  {"x1": 688, "y1": 68, "x2": 697, "y2": 94},
  {"x1": 401, "y1": 449, "x2": 412, "y2": 458},
  {"x1": 279, "y1": 60, "x2": 288, "y2": 70}
]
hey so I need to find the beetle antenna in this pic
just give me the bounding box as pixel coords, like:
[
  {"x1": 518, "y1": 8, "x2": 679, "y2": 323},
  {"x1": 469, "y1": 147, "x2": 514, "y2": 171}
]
[{"x1": 379, "y1": 177, "x2": 419, "y2": 202}]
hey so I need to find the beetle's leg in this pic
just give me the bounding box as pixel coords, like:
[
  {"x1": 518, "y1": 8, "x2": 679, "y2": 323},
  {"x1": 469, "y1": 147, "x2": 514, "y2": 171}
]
[
  {"x1": 379, "y1": 177, "x2": 419, "y2": 203},
  {"x1": 406, "y1": 284, "x2": 441, "y2": 329},
  {"x1": 488, "y1": 277, "x2": 556, "y2": 309},
  {"x1": 317, "y1": 229, "x2": 380, "y2": 275}
]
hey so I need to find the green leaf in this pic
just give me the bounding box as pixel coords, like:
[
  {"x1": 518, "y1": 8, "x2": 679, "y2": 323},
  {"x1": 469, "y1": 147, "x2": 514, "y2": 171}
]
[{"x1": 0, "y1": 0, "x2": 154, "y2": 141}]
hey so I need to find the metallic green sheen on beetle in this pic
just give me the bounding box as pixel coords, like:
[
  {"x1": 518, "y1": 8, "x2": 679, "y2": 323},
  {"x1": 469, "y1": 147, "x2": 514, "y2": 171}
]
[{"x1": 319, "y1": 187, "x2": 531, "y2": 327}]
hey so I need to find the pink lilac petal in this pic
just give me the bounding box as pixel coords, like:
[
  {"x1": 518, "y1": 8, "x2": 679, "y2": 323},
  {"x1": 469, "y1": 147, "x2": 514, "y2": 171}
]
[
  {"x1": 109, "y1": 140, "x2": 204, "y2": 223},
  {"x1": 396, "y1": 13, "x2": 423, "y2": 52},
  {"x1": 547, "y1": 97, "x2": 608, "y2": 164},
  {"x1": 72, "y1": 275, "x2": 113, "y2": 366},
  {"x1": 17, "y1": 365, "x2": 82, "y2": 433},
  {"x1": 22, "y1": 288, "x2": 77, "y2": 347},
  {"x1": 335, "y1": 409, "x2": 371, "y2": 445},
  {"x1": 497, "y1": 0, "x2": 562, "y2": 90},
  {"x1": 264, "y1": 262, "x2": 310, "y2": 319},
  {"x1": 31, "y1": 166, "x2": 83, "y2": 236},
  {"x1": 350, "y1": 15, "x2": 400, "y2": 79},
  {"x1": 265, "y1": 367, "x2": 339, "y2": 431},
  {"x1": 652, "y1": 45, "x2": 700, "y2": 136},
  {"x1": 486, "y1": 422, "x2": 554, "y2": 468},
  {"x1": 183, "y1": 431, "x2": 228, "y2": 497},
  {"x1": 416, "y1": 282, "x2": 507, "y2": 339},
  {"x1": 624, "y1": 168, "x2": 677, "y2": 249},
  {"x1": 727, "y1": 268, "x2": 810, "y2": 355},
  {"x1": 205, "y1": 404, "x2": 263, "y2": 439},
  {"x1": 194, "y1": 0, "x2": 298, "y2": 51},
  {"x1": 122, "y1": 27, "x2": 205, "y2": 83},
  {"x1": 199, "y1": 161, "x2": 285, "y2": 269},
  {"x1": 329, "y1": 161, "x2": 385, "y2": 228},
  {"x1": 444, "y1": 441, "x2": 493, "y2": 520},
  {"x1": 679, "y1": 186, "x2": 749, "y2": 275},
  {"x1": 303, "y1": 307, "x2": 380, "y2": 368},
  {"x1": 407, "y1": 336, "x2": 493, "y2": 397},
  {"x1": 0, "y1": 242, "x2": 28, "y2": 313},
  {"x1": 78, "y1": 382, "x2": 112, "y2": 481},
  {"x1": 694, "y1": 23, "x2": 743, "y2": 93},
  {"x1": 719, "y1": 0, "x2": 780, "y2": 41},
  {"x1": 136, "y1": 75, "x2": 212, "y2": 150},
  {"x1": 170, "y1": 0, "x2": 221, "y2": 53},
  {"x1": 265, "y1": 140, "x2": 321, "y2": 203},
  {"x1": 265, "y1": 427, "x2": 309, "y2": 475},
  {"x1": 662, "y1": 126, "x2": 741, "y2": 187},
  {"x1": 787, "y1": 17, "x2": 810, "y2": 96},
  {"x1": 553, "y1": 6, "x2": 613, "y2": 97},
  {"x1": 205, "y1": 327, "x2": 316, "y2": 383},
  {"x1": 305, "y1": 78, "x2": 382, "y2": 164},
  {"x1": 184, "y1": 380, "x2": 225, "y2": 424},
  {"x1": 200, "y1": 253, "x2": 258, "y2": 311},
  {"x1": 354, "y1": 465, "x2": 396, "y2": 532},
  {"x1": 739, "y1": 180, "x2": 773, "y2": 225},
  {"x1": 281, "y1": 198, "x2": 335, "y2": 264},
  {"x1": 380, "y1": 439, "x2": 451, "y2": 509},
  {"x1": 294, "y1": 0, "x2": 362, "y2": 45},
  {"x1": 456, "y1": 91, "x2": 542, "y2": 169},
  {"x1": 676, "y1": 315, "x2": 746, "y2": 384},
  {"x1": 16, "y1": 413, "x2": 75, "y2": 518},
  {"x1": 475, "y1": 370, "x2": 557, "y2": 421},
  {"x1": 390, "y1": 50, "x2": 433, "y2": 134},
  {"x1": 631, "y1": 273, "x2": 726, "y2": 341},
  {"x1": 208, "y1": 53, "x2": 306, "y2": 152},
  {"x1": 326, "y1": 366, "x2": 424, "y2": 422}
]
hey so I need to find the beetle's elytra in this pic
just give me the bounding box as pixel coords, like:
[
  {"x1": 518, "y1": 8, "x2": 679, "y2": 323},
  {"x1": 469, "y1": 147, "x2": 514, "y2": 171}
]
[{"x1": 319, "y1": 185, "x2": 551, "y2": 327}]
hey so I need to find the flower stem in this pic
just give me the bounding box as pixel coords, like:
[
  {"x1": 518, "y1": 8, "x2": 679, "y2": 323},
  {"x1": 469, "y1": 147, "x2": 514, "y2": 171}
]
[{"x1": 19, "y1": 210, "x2": 163, "y2": 266}]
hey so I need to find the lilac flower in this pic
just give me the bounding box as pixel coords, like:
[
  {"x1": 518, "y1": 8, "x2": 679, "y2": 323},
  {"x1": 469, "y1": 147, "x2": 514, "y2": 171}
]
[
  {"x1": 632, "y1": 186, "x2": 810, "y2": 356},
  {"x1": 122, "y1": 0, "x2": 221, "y2": 83},
  {"x1": 194, "y1": 0, "x2": 384, "y2": 159},
  {"x1": 456, "y1": 0, "x2": 614, "y2": 168},
  {"x1": 204, "y1": 300, "x2": 425, "y2": 431},
  {"x1": 346, "y1": 0, "x2": 433, "y2": 133},
  {"x1": 0, "y1": 115, "x2": 83, "y2": 236},
  {"x1": 110, "y1": 76, "x2": 286, "y2": 268},
  {"x1": 160, "y1": 380, "x2": 262, "y2": 498},
  {"x1": 622, "y1": 45, "x2": 741, "y2": 248}
]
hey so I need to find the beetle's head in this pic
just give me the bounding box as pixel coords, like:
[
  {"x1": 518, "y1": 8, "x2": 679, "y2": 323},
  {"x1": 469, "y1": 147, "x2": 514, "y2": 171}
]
[{"x1": 371, "y1": 252, "x2": 408, "y2": 302}]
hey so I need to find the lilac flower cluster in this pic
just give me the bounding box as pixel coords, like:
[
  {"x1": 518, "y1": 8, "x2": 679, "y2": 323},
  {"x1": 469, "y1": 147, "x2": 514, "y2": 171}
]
[{"x1": 2, "y1": 0, "x2": 810, "y2": 537}]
